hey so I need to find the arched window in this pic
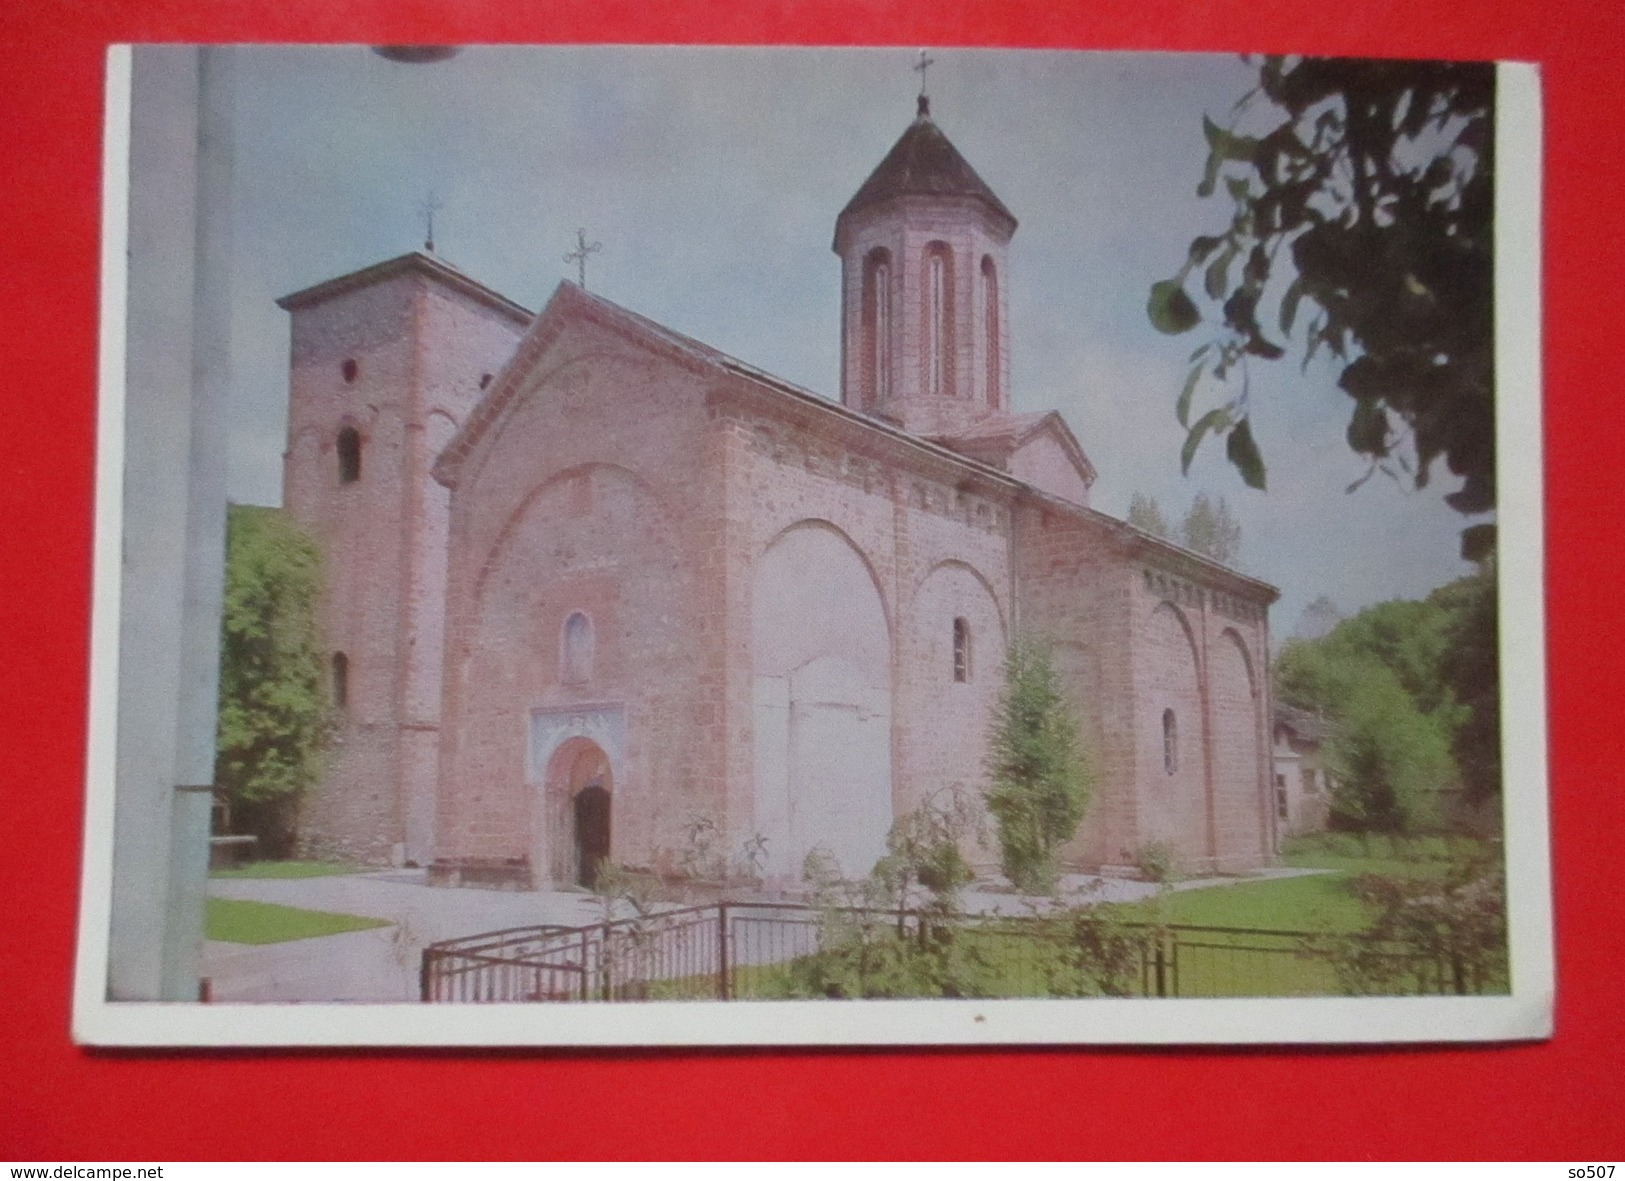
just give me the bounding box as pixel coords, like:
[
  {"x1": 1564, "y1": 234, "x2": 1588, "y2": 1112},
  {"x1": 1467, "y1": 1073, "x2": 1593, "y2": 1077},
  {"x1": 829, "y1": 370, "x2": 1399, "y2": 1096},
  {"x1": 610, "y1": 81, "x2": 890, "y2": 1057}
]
[
  {"x1": 1162, "y1": 708, "x2": 1178, "y2": 774},
  {"x1": 340, "y1": 358, "x2": 358, "y2": 384},
  {"x1": 331, "y1": 652, "x2": 349, "y2": 709},
  {"x1": 562, "y1": 611, "x2": 594, "y2": 685},
  {"x1": 861, "y1": 248, "x2": 892, "y2": 409},
  {"x1": 924, "y1": 242, "x2": 955, "y2": 397},
  {"x1": 952, "y1": 617, "x2": 971, "y2": 682},
  {"x1": 336, "y1": 426, "x2": 362, "y2": 484},
  {"x1": 982, "y1": 255, "x2": 1001, "y2": 408}
]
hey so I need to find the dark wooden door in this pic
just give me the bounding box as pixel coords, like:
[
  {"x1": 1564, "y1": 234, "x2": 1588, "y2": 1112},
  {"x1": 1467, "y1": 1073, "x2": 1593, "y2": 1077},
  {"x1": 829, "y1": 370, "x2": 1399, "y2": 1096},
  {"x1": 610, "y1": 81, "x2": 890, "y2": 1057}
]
[{"x1": 574, "y1": 784, "x2": 611, "y2": 888}]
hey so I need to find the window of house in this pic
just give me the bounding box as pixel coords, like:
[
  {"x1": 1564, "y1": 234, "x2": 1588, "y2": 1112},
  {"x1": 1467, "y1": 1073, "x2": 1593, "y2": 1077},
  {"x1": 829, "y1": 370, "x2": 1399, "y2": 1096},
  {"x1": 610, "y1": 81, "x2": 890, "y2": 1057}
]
[
  {"x1": 953, "y1": 617, "x2": 970, "y2": 682},
  {"x1": 562, "y1": 611, "x2": 594, "y2": 684},
  {"x1": 924, "y1": 242, "x2": 954, "y2": 397},
  {"x1": 331, "y1": 651, "x2": 349, "y2": 709},
  {"x1": 1163, "y1": 708, "x2": 1178, "y2": 774},
  {"x1": 337, "y1": 426, "x2": 362, "y2": 484},
  {"x1": 1301, "y1": 767, "x2": 1319, "y2": 795},
  {"x1": 982, "y1": 255, "x2": 1000, "y2": 408},
  {"x1": 862, "y1": 248, "x2": 892, "y2": 408}
]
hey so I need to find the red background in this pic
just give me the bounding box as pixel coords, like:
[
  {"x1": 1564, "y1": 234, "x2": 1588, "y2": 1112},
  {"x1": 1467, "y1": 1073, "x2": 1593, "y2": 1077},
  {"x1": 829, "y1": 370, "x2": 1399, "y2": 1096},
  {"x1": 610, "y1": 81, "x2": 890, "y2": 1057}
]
[{"x1": 1, "y1": 0, "x2": 1620, "y2": 1161}]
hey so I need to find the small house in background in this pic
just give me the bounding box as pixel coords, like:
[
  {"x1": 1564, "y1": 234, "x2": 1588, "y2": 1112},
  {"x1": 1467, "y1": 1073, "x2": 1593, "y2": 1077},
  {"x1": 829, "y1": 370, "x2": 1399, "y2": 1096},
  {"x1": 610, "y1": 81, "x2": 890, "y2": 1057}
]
[{"x1": 1272, "y1": 705, "x2": 1333, "y2": 838}]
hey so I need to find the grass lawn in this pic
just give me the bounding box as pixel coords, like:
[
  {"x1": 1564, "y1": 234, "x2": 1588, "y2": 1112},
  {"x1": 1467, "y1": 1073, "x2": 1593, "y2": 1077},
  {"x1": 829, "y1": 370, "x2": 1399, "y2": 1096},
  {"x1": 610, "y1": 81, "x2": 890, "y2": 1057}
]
[
  {"x1": 206, "y1": 897, "x2": 392, "y2": 944},
  {"x1": 1122, "y1": 833, "x2": 1495, "y2": 935},
  {"x1": 1156, "y1": 874, "x2": 1366, "y2": 933},
  {"x1": 211, "y1": 859, "x2": 369, "y2": 880}
]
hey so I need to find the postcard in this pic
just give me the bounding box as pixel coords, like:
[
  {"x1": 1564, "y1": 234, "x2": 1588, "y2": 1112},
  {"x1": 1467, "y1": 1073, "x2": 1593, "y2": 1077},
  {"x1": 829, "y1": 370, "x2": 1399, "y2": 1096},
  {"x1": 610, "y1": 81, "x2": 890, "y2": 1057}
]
[{"x1": 74, "y1": 44, "x2": 1550, "y2": 1045}]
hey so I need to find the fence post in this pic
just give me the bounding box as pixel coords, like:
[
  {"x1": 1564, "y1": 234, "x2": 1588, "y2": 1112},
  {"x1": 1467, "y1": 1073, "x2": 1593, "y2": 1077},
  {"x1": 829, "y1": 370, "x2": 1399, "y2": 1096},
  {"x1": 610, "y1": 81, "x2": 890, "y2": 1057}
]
[
  {"x1": 1154, "y1": 933, "x2": 1168, "y2": 998},
  {"x1": 717, "y1": 901, "x2": 731, "y2": 1000}
]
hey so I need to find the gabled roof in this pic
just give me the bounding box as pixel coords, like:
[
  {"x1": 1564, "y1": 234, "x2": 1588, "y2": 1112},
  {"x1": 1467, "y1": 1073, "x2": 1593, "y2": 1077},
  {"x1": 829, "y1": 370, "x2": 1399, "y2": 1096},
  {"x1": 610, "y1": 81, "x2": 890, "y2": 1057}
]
[
  {"x1": 424, "y1": 282, "x2": 1279, "y2": 610},
  {"x1": 432, "y1": 280, "x2": 1031, "y2": 492},
  {"x1": 835, "y1": 98, "x2": 1017, "y2": 236},
  {"x1": 275, "y1": 251, "x2": 533, "y2": 326},
  {"x1": 1276, "y1": 704, "x2": 1331, "y2": 744},
  {"x1": 930, "y1": 409, "x2": 1098, "y2": 487}
]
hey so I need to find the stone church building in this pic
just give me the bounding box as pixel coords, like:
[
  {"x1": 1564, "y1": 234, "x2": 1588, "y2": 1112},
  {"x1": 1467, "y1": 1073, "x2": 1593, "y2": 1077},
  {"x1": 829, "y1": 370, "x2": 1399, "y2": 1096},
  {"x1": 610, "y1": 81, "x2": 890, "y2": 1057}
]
[{"x1": 276, "y1": 96, "x2": 1280, "y2": 888}]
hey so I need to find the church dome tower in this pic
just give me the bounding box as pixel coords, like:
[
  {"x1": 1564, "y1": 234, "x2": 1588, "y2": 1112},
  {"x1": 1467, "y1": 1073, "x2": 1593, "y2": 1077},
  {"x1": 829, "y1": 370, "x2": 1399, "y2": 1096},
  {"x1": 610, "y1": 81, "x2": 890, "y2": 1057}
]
[{"x1": 834, "y1": 93, "x2": 1017, "y2": 436}]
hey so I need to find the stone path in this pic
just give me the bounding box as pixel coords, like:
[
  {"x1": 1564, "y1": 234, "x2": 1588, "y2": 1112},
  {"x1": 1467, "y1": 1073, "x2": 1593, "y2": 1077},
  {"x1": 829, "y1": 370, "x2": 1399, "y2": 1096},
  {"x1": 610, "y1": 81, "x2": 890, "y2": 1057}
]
[{"x1": 204, "y1": 864, "x2": 1330, "y2": 1002}]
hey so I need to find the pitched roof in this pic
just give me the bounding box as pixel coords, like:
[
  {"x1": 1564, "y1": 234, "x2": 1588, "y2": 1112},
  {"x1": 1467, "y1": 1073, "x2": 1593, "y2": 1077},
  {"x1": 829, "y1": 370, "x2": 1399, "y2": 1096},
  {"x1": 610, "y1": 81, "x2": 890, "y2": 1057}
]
[
  {"x1": 426, "y1": 281, "x2": 1279, "y2": 604},
  {"x1": 275, "y1": 251, "x2": 533, "y2": 326},
  {"x1": 930, "y1": 410, "x2": 1098, "y2": 487},
  {"x1": 836, "y1": 99, "x2": 1017, "y2": 234},
  {"x1": 1275, "y1": 704, "x2": 1331, "y2": 744}
]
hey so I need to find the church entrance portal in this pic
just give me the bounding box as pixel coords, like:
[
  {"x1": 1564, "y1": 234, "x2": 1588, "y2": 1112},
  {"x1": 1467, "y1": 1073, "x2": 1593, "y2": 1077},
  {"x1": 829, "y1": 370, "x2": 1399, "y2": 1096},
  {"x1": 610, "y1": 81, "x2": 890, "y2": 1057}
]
[{"x1": 544, "y1": 738, "x2": 614, "y2": 889}]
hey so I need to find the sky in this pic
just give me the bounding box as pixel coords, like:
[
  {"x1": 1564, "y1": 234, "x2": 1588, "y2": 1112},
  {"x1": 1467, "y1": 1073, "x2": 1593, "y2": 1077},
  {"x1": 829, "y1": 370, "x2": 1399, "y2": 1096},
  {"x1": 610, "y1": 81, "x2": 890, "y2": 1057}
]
[{"x1": 214, "y1": 45, "x2": 1483, "y2": 636}]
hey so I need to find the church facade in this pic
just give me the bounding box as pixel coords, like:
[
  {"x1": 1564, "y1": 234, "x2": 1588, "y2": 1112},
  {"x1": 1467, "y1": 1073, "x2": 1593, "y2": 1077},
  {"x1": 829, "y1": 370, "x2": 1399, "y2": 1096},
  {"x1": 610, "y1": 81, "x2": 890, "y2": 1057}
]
[{"x1": 277, "y1": 98, "x2": 1280, "y2": 887}]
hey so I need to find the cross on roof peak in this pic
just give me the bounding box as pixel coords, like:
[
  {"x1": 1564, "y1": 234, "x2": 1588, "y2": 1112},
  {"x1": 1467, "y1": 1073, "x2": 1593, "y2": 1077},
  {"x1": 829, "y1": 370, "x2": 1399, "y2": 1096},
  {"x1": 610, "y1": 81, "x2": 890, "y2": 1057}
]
[
  {"x1": 913, "y1": 49, "x2": 936, "y2": 118},
  {"x1": 563, "y1": 228, "x2": 603, "y2": 289}
]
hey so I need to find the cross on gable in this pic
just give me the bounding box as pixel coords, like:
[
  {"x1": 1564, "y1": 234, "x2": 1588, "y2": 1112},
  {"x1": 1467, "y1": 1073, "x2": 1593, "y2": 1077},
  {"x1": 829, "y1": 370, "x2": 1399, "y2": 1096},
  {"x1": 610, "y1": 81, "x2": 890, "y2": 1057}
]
[{"x1": 563, "y1": 228, "x2": 603, "y2": 289}]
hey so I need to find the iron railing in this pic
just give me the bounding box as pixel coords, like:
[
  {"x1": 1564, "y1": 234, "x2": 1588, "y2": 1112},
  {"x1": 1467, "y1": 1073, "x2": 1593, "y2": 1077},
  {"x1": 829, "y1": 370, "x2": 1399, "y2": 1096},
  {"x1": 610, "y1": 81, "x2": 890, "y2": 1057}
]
[{"x1": 420, "y1": 900, "x2": 1485, "y2": 1003}]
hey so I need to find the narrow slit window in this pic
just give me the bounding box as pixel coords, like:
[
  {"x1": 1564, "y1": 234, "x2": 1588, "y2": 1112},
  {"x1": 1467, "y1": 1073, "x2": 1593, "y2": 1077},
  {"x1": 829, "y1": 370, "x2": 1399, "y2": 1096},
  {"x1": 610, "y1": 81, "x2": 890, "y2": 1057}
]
[
  {"x1": 562, "y1": 611, "x2": 594, "y2": 685},
  {"x1": 337, "y1": 426, "x2": 362, "y2": 484},
  {"x1": 332, "y1": 652, "x2": 349, "y2": 709},
  {"x1": 924, "y1": 242, "x2": 954, "y2": 397},
  {"x1": 862, "y1": 248, "x2": 892, "y2": 408},
  {"x1": 953, "y1": 617, "x2": 971, "y2": 683},
  {"x1": 982, "y1": 255, "x2": 1001, "y2": 408},
  {"x1": 1162, "y1": 708, "x2": 1178, "y2": 774}
]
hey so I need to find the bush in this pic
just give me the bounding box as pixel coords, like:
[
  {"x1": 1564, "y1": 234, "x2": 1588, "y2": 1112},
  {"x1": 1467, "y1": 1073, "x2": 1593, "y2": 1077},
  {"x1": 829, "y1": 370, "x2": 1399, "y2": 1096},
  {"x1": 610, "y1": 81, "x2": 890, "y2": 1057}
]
[
  {"x1": 984, "y1": 638, "x2": 1093, "y2": 893},
  {"x1": 1312, "y1": 843, "x2": 1509, "y2": 994}
]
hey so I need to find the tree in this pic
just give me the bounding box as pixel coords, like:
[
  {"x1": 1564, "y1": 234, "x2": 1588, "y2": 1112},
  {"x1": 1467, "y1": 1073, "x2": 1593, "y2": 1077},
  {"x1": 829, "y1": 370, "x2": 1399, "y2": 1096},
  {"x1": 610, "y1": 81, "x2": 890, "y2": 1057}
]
[
  {"x1": 1290, "y1": 594, "x2": 1343, "y2": 641},
  {"x1": 1436, "y1": 558, "x2": 1500, "y2": 807},
  {"x1": 1147, "y1": 57, "x2": 1495, "y2": 559},
  {"x1": 983, "y1": 638, "x2": 1094, "y2": 893},
  {"x1": 1274, "y1": 585, "x2": 1479, "y2": 834},
  {"x1": 1179, "y1": 492, "x2": 1243, "y2": 566},
  {"x1": 1128, "y1": 491, "x2": 1242, "y2": 567},
  {"x1": 1322, "y1": 657, "x2": 1454, "y2": 834},
  {"x1": 1127, "y1": 492, "x2": 1171, "y2": 538},
  {"x1": 214, "y1": 504, "x2": 331, "y2": 856}
]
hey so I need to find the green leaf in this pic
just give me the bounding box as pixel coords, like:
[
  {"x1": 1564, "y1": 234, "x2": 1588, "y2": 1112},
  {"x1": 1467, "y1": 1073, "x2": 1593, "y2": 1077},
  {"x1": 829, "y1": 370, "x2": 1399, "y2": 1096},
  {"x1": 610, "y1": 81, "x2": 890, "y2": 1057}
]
[
  {"x1": 1182, "y1": 408, "x2": 1228, "y2": 475},
  {"x1": 1197, "y1": 151, "x2": 1222, "y2": 199},
  {"x1": 1187, "y1": 235, "x2": 1225, "y2": 265},
  {"x1": 1347, "y1": 399, "x2": 1390, "y2": 455},
  {"x1": 1176, "y1": 364, "x2": 1203, "y2": 428},
  {"x1": 1280, "y1": 276, "x2": 1307, "y2": 336},
  {"x1": 1460, "y1": 523, "x2": 1496, "y2": 564},
  {"x1": 1147, "y1": 279, "x2": 1201, "y2": 335},
  {"x1": 1204, "y1": 245, "x2": 1237, "y2": 301},
  {"x1": 1226, "y1": 417, "x2": 1267, "y2": 490}
]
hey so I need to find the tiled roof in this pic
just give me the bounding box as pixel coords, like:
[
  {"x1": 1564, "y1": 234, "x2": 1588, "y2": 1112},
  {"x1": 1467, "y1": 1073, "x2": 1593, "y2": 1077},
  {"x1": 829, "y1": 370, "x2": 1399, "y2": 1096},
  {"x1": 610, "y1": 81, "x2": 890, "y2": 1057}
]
[
  {"x1": 836, "y1": 100, "x2": 1017, "y2": 232},
  {"x1": 1275, "y1": 704, "x2": 1331, "y2": 744},
  {"x1": 275, "y1": 251, "x2": 533, "y2": 325}
]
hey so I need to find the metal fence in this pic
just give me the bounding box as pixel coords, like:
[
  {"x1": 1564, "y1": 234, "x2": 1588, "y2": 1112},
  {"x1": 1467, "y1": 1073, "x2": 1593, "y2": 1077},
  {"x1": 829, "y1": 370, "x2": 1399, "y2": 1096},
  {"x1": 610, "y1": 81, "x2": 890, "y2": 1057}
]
[{"x1": 420, "y1": 901, "x2": 1481, "y2": 1003}]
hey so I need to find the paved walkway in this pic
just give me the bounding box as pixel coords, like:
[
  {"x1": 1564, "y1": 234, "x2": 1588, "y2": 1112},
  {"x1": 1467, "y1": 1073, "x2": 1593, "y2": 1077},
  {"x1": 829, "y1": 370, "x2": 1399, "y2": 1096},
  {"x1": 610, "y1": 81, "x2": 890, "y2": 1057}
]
[{"x1": 204, "y1": 865, "x2": 1328, "y2": 1003}]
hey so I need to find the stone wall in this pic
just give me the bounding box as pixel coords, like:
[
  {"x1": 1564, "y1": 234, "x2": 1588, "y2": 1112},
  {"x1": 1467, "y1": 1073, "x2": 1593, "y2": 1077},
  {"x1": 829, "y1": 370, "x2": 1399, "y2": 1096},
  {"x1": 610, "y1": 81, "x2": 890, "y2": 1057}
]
[{"x1": 281, "y1": 261, "x2": 525, "y2": 864}]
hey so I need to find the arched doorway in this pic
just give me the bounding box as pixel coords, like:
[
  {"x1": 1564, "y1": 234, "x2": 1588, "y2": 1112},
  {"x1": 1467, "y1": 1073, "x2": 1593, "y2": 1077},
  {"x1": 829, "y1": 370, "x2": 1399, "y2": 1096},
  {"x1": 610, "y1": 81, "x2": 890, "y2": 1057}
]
[{"x1": 545, "y1": 738, "x2": 614, "y2": 888}]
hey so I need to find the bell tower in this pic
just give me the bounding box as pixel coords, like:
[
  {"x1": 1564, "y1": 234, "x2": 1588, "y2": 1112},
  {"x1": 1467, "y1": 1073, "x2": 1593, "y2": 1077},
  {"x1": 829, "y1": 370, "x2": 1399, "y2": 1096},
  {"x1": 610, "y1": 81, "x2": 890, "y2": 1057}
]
[{"x1": 834, "y1": 93, "x2": 1017, "y2": 437}]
